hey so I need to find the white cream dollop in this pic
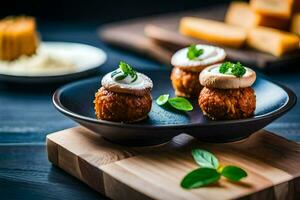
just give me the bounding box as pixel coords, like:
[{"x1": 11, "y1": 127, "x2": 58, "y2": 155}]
[
  {"x1": 209, "y1": 65, "x2": 253, "y2": 77},
  {"x1": 200, "y1": 64, "x2": 256, "y2": 89},
  {"x1": 171, "y1": 44, "x2": 226, "y2": 71},
  {"x1": 101, "y1": 71, "x2": 153, "y2": 96},
  {"x1": 110, "y1": 68, "x2": 138, "y2": 84}
]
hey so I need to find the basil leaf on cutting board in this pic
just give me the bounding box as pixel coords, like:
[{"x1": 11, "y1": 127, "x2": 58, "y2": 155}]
[
  {"x1": 221, "y1": 165, "x2": 248, "y2": 181},
  {"x1": 192, "y1": 149, "x2": 219, "y2": 169},
  {"x1": 181, "y1": 168, "x2": 221, "y2": 189},
  {"x1": 180, "y1": 149, "x2": 248, "y2": 189}
]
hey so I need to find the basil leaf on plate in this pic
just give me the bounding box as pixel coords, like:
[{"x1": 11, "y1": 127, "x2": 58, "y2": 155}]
[
  {"x1": 181, "y1": 168, "x2": 221, "y2": 189},
  {"x1": 221, "y1": 165, "x2": 247, "y2": 181},
  {"x1": 168, "y1": 97, "x2": 193, "y2": 111},
  {"x1": 192, "y1": 149, "x2": 219, "y2": 169},
  {"x1": 156, "y1": 94, "x2": 169, "y2": 106}
]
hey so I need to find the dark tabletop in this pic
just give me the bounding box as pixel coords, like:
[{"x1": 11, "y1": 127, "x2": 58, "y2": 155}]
[{"x1": 0, "y1": 24, "x2": 299, "y2": 200}]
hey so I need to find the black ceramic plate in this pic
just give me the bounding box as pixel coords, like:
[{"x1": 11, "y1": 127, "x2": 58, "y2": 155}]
[{"x1": 53, "y1": 71, "x2": 296, "y2": 146}]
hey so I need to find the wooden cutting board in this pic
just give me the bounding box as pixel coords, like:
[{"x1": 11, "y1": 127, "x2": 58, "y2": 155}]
[
  {"x1": 98, "y1": 5, "x2": 300, "y2": 69},
  {"x1": 47, "y1": 126, "x2": 300, "y2": 200}
]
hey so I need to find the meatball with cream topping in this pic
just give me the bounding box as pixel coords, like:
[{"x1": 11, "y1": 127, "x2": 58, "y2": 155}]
[
  {"x1": 170, "y1": 44, "x2": 226, "y2": 98},
  {"x1": 198, "y1": 62, "x2": 256, "y2": 120},
  {"x1": 94, "y1": 61, "x2": 153, "y2": 123}
]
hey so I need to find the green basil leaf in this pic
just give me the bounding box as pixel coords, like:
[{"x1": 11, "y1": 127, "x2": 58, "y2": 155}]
[
  {"x1": 111, "y1": 70, "x2": 122, "y2": 78},
  {"x1": 219, "y1": 62, "x2": 232, "y2": 74},
  {"x1": 168, "y1": 97, "x2": 193, "y2": 111},
  {"x1": 219, "y1": 61, "x2": 246, "y2": 77},
  {"x1": 187, "y1": 44, "x2": 204, "y2": 60},
  {"x1": 117, "y1": 61, "x2": 139, "y2": 83},
  {"x1": 119, "y1": 61, "x2": 130, "y2": 74},
  {"x1": 231, "y1": 62, "x2": 246, "y2": 77},
  {"x1": 192, "y1": 149, "x2": 219, "y2": 169},
  {"x1": 181, "y1": 168, "x2": 221, "y2": 189},
  {"x1": 156, "y1": 94, "x2": 169, "y2": 106},
  {"x1": 114, "y1": 74, "x2": 128, "y2": 81},
  {"x1": 221, "y1": 165, "x2": 247, "y2": 181},
  {"x1": 131, "y1": 74, "x2": 138, "y2": 83}
]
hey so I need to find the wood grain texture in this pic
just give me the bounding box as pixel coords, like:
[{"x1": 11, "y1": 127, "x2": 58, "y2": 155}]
[
  {"x1": 99, "y1": 5, "x2": 300, "y2": 69},
  {"x1": 47, "y1": 126, "x2": 300, "y2": 200}
]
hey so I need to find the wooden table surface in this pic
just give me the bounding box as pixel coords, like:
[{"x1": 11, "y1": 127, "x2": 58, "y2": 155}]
[{"x1": 0, "y1": 24, "x2": 299, "y2": 200}]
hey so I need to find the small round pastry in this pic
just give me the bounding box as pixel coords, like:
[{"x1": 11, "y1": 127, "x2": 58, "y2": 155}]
[
  {"x1": 170, "y1": 44, "x2": 226, "y2": 98},
  {"x1": 198, "y1": 62, "x2": 256, "y2": 120},
  {"x1": 0, "y1": 16, "x2": 39, "y2": 61},
  {"x1": 94, "y1": 62, "x2": 153, "y2": 123}
]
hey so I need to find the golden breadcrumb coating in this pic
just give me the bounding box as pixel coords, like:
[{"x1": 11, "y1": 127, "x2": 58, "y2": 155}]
[
  {"x1": 199, "y1": 87, "x2": 256, "y2": 120},
  {"x1": 170, "y1": 67, "x2": 202, "y2": 98},
  {"x1": 94, "y1": 87, "x2": 152, "y2": 122}
]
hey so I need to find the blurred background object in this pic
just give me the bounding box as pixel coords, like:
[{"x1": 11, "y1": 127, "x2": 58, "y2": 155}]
[
  {"x1": 0, "y1": 0, "x2": 231, "y2": 23},
  {"x1": 1, "y1": 0, "x2": 299, "y2": 72},
  {"x1": 98, "y1": 0, "x2": 300, "y2": 70}
]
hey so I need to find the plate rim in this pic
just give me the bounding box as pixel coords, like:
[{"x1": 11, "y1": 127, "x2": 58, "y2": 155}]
[
  {"x1": 0, "y1": 41, "x2": 107, "y2": 79},
  {"x1": 53, "y1": 74, "x2": 297, "y2": 129}
]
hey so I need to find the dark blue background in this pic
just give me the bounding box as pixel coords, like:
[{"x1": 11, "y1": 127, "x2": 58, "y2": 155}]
[{"x1": 0, "y1": 0, "x2": 230, "y2": 23}]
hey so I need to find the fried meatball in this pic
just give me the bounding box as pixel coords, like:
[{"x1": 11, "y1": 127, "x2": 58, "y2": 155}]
[
  {"x1": 94, "y1": 87, "x2": 152, "y2": 122},
  {"x1": 199, "y1": 87, "x2": 256, "y2": 120},
  {"x1": 170, "y1": 67, "x2": 202, "y2": 98}
]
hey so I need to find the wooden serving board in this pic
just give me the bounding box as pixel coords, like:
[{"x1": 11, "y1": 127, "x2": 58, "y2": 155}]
[
  {"x1": 98, "y1": 5, "x2": 300, "y2": 69},
  {"x1": 47, "y1": 126, "x2": 300, "y2": 200}
]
